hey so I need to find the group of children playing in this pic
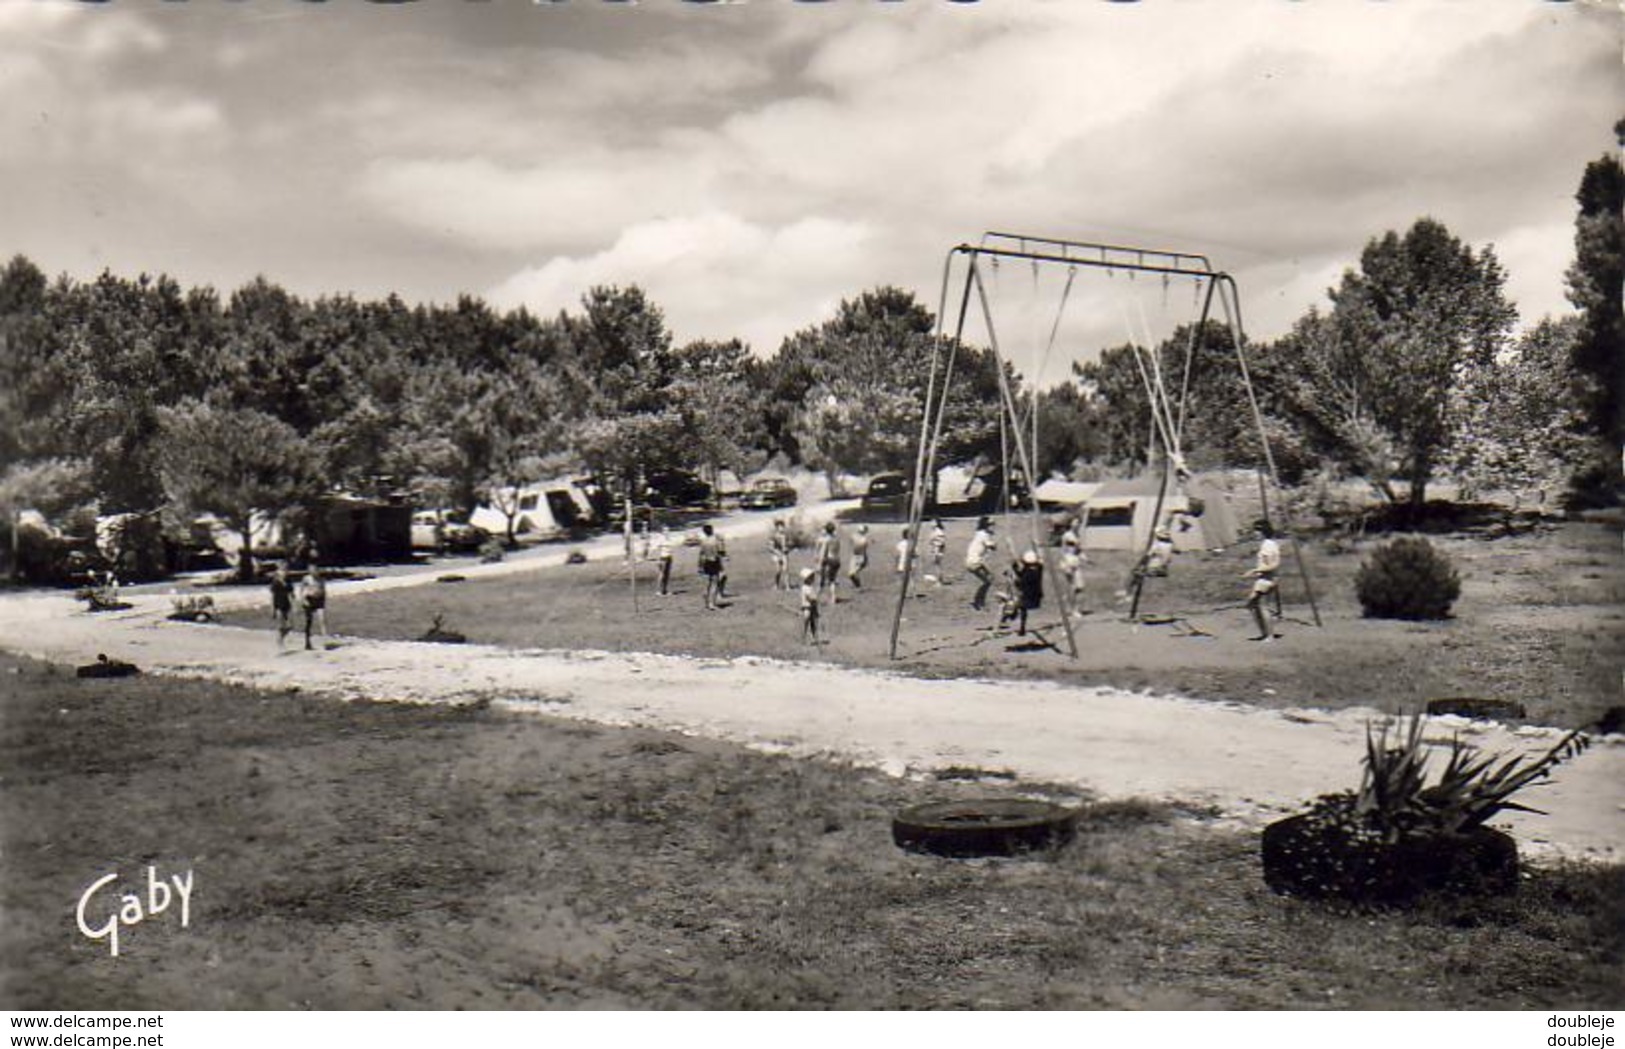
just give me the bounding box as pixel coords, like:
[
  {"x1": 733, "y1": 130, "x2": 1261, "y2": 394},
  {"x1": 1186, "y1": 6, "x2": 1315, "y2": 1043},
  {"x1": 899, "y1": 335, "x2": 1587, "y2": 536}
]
[{"x1": 787, "y1": 513, "x2": 1283, "y2": 646}]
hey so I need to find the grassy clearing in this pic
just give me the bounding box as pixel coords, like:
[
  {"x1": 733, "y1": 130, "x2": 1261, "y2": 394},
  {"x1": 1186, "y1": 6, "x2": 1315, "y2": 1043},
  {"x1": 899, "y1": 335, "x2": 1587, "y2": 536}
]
[
  {"x1": 225, "y1": 517, "x2": 1625, "y2": 729},
  {"x1": 2, "y1": 651, "x2": 1619, "y2": 1010}
]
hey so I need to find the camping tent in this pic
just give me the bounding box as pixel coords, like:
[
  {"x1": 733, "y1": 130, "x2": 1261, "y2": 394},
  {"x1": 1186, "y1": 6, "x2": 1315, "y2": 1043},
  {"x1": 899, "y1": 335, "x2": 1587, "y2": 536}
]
[
  {"x1": 472, "y1": 480, "x2": 596, "y2": 541},
  {"x1": 1035, "y1": 476, "x2": 1239, "y2": 553}
]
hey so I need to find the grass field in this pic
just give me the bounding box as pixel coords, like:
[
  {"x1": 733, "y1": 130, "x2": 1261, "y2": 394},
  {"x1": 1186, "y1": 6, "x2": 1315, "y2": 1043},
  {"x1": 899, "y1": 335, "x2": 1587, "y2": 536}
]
[
  {"x1": 2, "y1": 650, "x2": 1620, "y2": 1010},
  {"x1": 236, "y1": 515, "x2": 1625, "y2": 730}
]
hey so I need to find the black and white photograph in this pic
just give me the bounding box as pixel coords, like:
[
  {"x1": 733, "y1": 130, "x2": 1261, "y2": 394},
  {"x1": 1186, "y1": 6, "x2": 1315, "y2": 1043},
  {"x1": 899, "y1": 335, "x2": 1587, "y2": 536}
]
[{"x1": 0, "y1": 0, "x2": 1620, "y2": 1033}]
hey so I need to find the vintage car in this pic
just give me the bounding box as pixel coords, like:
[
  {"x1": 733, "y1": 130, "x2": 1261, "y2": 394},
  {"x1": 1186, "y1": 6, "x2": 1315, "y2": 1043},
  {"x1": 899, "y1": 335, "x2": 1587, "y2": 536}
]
[
  {"x1": 860, "y1": 472, "x2": 914, "y2": 515},
  {"x1": 739, "y1": 477, "x2": 798, "y2": 510},
  {"x1": 410, "y1": 511, "x2": 491, "y2": 553}
]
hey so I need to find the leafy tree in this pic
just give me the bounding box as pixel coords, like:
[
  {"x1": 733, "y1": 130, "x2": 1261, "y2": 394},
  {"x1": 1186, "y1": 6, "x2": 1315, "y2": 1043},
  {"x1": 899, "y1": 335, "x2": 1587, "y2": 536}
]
[
  {"x1": 666, "y1": 338, "x2": 769, "y2": 487},
  {"x1": 1450, "y1": 317, "x2": 1590, "y2": 503},
  {"x1": 0, "y1": 255, "x2": 52, "y2": 468},
  {"x1": 1029, "y1": 381, "x2": 1104, "y2": 480},
  {"x1": 44, "y1": 271, "x2": 225, "y2": 512},
  {"x1": 155, "y1": 401, "x2": 316, "y2": 580},
  {"x1": 774, "y1": 287, "x2": 1006, "y2": 494},
  {"x1": 1071, "y1": 320, "x2": 1262, "y2": 474},
  {"x1": 558, "y1": 286, "x2": 691, "y2": 497},
  {"x1": 1317, "y1": 219, "x2": 1517, "y2": 509},
  {"x1": 1562, "y1": 121, "x2": 1625, "y2": 504},
  {"x1": 793, "y1": 380, "x2": 921, "y2": 492}
]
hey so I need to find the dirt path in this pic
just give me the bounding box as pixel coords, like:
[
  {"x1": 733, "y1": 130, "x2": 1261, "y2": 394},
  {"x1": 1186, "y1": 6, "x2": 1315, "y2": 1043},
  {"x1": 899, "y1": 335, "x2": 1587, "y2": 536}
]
[{"x1": 4, "y1": 511, "x2": 1620, "y2": 865}]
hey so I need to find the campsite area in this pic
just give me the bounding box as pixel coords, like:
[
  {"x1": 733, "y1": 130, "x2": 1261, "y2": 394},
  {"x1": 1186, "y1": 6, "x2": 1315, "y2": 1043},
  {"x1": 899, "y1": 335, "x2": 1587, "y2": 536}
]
[{"x1": 237, "y1": 504, "x2": 1624, "y2": 731}]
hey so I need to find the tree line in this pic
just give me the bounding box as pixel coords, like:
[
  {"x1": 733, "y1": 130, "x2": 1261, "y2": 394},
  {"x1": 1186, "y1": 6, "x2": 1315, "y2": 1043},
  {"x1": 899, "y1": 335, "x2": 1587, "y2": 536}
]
[{"x1": 1, "y1": 132, "x2": 1617, "y2": 582}]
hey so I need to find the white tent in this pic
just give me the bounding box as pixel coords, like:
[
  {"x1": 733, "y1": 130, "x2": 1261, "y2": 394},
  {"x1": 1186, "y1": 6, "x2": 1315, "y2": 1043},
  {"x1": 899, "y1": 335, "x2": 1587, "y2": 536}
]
[
  {"x1": 1038, "y1": 476, "x2": 1239, "y2": 553},
  {"x1": 472, "y1": 480, "x2": 595, "y2": 541}
]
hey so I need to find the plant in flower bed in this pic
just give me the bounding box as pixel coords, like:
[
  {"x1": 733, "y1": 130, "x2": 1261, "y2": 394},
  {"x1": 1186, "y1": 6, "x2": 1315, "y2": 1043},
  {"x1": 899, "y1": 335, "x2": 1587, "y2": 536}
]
[{"x1": 1262, "y1": 716, "x2": 1591, "y2": 904}]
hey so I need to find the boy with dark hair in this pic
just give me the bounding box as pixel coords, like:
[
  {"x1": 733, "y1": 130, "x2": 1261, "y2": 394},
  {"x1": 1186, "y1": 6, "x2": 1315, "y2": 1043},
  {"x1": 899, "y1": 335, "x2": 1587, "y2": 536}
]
[{"x1": 698, "y1": 524, "x2": 726, "y2": 611}]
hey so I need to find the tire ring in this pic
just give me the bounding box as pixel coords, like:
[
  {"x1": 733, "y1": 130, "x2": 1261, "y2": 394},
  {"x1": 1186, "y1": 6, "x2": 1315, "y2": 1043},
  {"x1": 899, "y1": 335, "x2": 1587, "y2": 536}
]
[{"x1": 892, "y1": 798, "x2": 1078, "y2": 858}]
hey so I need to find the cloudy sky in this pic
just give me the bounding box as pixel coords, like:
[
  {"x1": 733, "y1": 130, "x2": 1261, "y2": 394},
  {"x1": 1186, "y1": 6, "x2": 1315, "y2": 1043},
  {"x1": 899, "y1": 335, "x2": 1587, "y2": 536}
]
[{"x1": 3, "y1": 0, "x2": 1618, "y2": 385}]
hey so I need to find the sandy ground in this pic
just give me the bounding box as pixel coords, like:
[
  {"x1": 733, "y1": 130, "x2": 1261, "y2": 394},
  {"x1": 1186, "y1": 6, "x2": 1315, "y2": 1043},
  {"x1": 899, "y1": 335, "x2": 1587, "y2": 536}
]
[{"x1": 3, "y1": 507, "x2": 1621, "y2": 864}]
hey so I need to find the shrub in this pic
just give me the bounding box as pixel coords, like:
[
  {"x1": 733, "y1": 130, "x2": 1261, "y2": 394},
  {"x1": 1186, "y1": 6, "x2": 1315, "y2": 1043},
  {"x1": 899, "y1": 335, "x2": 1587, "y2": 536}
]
[{"x1": 1355, "y1": 536, "x2": 1460, "y2": 619}]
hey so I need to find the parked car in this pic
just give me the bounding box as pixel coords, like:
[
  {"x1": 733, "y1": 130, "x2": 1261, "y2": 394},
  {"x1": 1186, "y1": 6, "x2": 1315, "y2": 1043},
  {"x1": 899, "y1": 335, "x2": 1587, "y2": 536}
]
[
  {"x1": 643, "y1": 470, "x2": 713, "y2": 508},
  {"x1": 740, "y1": 477, "x2": 798, "y2": 510},
  {"x1": 410, "y1": 511, "x2": 490, "y2": 553},
  {"x1": 861, "y1": 472, "x2": 914, "y2": 515}
]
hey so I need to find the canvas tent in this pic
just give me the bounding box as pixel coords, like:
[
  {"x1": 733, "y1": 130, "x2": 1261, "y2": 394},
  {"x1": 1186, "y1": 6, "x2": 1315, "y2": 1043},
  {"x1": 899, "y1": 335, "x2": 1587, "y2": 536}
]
[
  {"x1": 1035, "y1": 476, "x2": 1239, "y2": 553},
  {"x1": 472, "y1": 480, "x2": 595, "y2": 541}
]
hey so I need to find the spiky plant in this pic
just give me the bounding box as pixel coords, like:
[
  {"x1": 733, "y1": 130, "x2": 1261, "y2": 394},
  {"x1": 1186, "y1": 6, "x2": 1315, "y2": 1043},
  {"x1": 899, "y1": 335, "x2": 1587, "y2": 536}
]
[{"x1": 1350, "y1": 716, "x2": 1590, "y2": 843}]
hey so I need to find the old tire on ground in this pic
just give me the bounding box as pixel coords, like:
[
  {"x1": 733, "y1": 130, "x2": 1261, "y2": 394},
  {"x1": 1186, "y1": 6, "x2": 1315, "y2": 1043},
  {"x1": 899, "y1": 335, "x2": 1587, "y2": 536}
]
[
  {"x1": 76, "y1": 658, "x2": 140, "y2": 679},
  {"x1": 1260, "y1": 812, "x2": 1518, "y2": 904},
  {"x1": 893, "y1": 798, "x2": 1077, "y2": 858}
]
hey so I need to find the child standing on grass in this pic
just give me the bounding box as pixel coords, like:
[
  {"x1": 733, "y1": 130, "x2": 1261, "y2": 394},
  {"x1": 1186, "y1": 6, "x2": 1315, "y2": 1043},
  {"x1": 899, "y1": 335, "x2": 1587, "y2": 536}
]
[
  {"x1": 769, "y1": 518, "x2": 791, "y2": 591},
  {"x1": 799, "y1": 567, "x2": 821, "y2": 645},
  {"x1": 814, "y1": 521, "x2": 842, "y2": 603},
  {"x1": 965, "y1": 516, "x2": 996, "y2": 611},
  {"x1": 698, "y1": 524, "x2": 726, "y2": 611},
  {"x1": 1060, "y1": 527, "x2": 1089, "y2": 615},
  {"x1": 927, "y1": 518, "x2": 948, "y2": 584},
  {"x1": 847, "y1": 524, "x2": 870, "y2": 590},
  {"x1": 269, "y1": 563, "x2": 294, "y2": 649},
  {"x1": 895, "y1": 526, "x2": 917, "y2": 577},
  {"x1": 652, "y1": 526, "x2": 674, "y2": 596},
  {"x1": 1244, "y1": 521, "x2": 1282, "y2": 641}
]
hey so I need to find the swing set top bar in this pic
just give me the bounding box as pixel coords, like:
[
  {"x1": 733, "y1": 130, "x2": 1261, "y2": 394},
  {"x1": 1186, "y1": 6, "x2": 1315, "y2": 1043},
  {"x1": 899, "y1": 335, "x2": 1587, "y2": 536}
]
[{"x1": 974, "y1": 231, "x2": 1216, "y2": 277}]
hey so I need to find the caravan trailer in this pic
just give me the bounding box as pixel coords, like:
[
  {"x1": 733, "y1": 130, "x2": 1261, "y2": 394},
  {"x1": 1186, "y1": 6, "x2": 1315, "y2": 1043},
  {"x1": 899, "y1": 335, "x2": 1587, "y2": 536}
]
[{"x1": 472, "y1": 480, "x2": 597, "y2": 543}]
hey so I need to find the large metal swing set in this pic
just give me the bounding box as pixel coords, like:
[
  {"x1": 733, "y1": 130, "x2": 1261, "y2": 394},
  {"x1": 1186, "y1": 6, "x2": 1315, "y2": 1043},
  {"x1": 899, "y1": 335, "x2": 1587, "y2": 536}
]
[{"x1": 887, "y1": 231, "x2": 1322, "y2": 661}]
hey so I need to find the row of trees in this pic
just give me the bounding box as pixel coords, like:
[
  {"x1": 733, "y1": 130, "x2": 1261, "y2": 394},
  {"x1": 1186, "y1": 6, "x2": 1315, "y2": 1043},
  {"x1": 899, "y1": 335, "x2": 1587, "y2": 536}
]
[
  {"x1": 1, "y1": 131, "x2": 1618, "y2": 581},
  {"x1": 1074, "y1": 130, "x2": 1622, "y2": 512}
]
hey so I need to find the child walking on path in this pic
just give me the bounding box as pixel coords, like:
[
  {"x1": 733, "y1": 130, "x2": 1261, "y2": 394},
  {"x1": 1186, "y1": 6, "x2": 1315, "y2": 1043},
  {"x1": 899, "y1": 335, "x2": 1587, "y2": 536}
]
[
  {"x1": 269, "y1": 563, "x2": 294, "y2": 649},
  {"x1": 297, "y1": 568, "x2": 328, "y2": 651}
]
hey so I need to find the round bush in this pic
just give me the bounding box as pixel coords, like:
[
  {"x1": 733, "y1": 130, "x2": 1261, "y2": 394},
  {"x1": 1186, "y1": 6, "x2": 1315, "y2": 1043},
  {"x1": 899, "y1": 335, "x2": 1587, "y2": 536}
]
[{"x1": 1355, "y1": 536, "x2": 1460, "y2": 620}]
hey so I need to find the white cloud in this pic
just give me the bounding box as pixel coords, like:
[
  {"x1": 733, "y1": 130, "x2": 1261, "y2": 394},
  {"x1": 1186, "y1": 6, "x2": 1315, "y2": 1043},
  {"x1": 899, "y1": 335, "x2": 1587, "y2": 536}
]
[
  {"x1": 359, "y1": 152, "x2": 719, "y2": 251},
  {"x1": 488, "y1": 212, "x2": 875, "y2": 353},
  {"x1": 1, "y1": 0, "x2": 1612, "y2": 364}
]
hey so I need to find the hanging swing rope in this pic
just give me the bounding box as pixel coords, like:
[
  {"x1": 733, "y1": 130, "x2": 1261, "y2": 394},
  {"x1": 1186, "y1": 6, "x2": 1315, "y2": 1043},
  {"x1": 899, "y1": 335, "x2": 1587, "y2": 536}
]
[
  {"x1": 890, "y1": 249, "x2": 978, "y2": 660},
  {"x1": 970, "y1": 260, "x2": 1080, "y2": 659}
]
